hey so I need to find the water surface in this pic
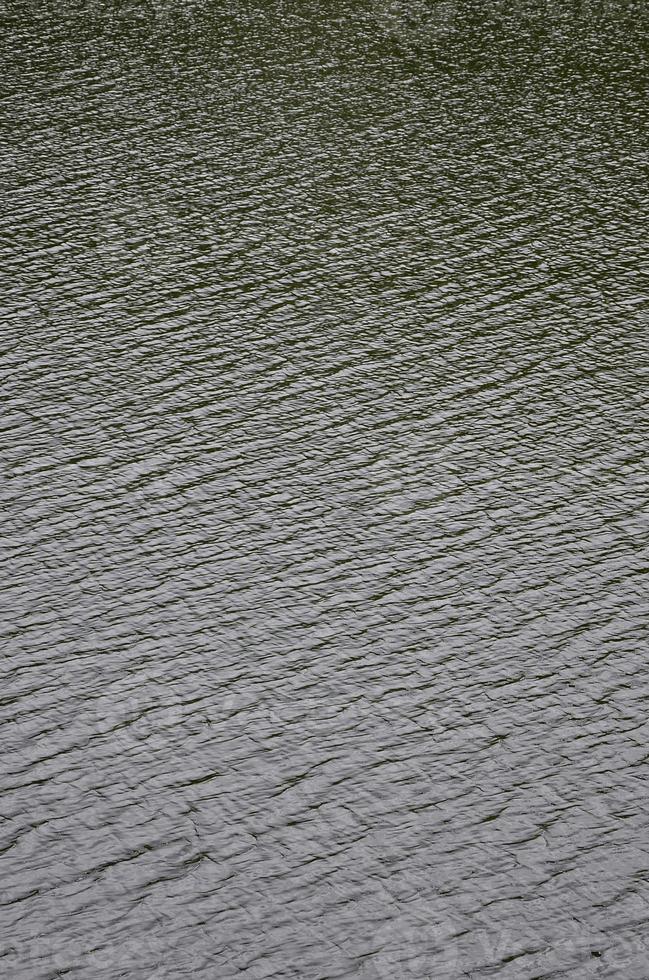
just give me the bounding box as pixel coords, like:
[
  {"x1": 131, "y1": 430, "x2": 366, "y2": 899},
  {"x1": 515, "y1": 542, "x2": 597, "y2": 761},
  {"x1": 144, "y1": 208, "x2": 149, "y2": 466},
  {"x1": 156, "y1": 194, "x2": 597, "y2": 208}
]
[{"x1": 1, "y1": 1, "x2": 648, "y2": 977}]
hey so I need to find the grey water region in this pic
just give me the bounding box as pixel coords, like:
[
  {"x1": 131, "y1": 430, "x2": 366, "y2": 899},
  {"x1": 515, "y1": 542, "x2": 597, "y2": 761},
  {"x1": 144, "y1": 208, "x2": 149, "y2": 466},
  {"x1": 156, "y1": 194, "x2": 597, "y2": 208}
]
[{"x1": 1, "y1": 1, "x2": 648, "y2": 977}]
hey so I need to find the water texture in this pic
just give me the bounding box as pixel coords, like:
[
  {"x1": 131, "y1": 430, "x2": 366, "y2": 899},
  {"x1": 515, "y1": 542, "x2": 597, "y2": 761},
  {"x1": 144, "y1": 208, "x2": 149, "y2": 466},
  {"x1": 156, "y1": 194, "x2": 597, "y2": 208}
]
[{"x1": 1, "y1": 1, "x2": 648, "y2": 977}]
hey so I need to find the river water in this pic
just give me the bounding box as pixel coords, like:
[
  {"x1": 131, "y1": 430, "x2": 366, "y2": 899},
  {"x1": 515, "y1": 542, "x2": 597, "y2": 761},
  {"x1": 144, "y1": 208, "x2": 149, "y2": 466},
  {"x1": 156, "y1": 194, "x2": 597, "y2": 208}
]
[{"x1": 1, "y1": 1, "x2": 648, "y2": 977}]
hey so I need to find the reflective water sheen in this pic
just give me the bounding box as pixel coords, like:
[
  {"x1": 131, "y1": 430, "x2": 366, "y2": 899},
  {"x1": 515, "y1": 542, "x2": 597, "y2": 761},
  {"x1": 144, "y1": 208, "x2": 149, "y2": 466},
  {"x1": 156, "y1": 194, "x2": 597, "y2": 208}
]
[{"x1": 1, "y1": 2, "x2": 648, "y2": 977}]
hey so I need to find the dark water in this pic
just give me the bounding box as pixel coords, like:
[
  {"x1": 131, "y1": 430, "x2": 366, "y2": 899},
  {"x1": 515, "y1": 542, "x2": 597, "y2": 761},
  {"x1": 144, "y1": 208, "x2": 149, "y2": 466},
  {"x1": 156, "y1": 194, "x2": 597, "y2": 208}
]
[{"x1": 1, "y1": 1, "x2": 648, "y2": 977}]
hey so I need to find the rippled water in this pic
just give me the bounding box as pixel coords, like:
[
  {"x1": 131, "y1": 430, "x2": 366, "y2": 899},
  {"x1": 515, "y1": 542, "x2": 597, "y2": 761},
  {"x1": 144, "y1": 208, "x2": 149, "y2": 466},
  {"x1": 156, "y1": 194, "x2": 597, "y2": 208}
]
[{"x1": 2, "y1": 1, "x2": 648, "y2": 977}]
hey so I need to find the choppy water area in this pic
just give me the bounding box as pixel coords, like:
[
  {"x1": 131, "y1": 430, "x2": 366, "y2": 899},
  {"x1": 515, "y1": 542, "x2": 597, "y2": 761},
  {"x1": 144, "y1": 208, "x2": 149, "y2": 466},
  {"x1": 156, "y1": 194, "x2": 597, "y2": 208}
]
[{"x1": 1, "y1": 1, "x2": 648, "y2": 976}]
